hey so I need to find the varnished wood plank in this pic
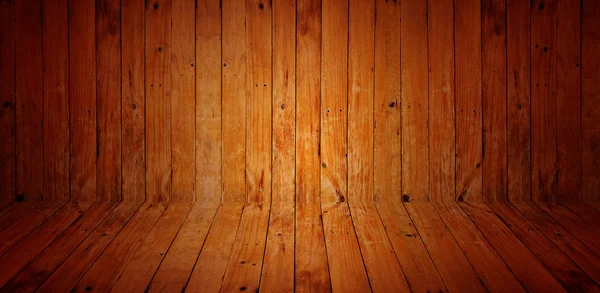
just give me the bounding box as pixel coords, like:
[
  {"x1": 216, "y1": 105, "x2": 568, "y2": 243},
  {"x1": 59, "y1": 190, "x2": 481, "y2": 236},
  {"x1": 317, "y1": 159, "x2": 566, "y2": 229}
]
[
  {"x1": 582, "y1": 0, "x2": 600, "y2": 201},
  {"x1": 221, "y1": 0, "x2": 247, "y2": 204},
  {"x1": 434, "y1": 202, "x2": 526, "y2": 292},
  {"x1": 555, "y1": 0, "x2": 581, "y2": 202},
  {"x1": 69, "y1": 0, "x2": 97, "y2": 203},
  {"x1": 428, "y1": 0, "x2": 455, "y2": 206},
  {"x1": 295, "y1": 0, "x2": 331, "y2": 291},
  {"x1": 507, "y1": 201, "x2": 600, "y2": 291},
  {"x1": 121, "y1": 0, "x2": 146, "y2": 203},
  {"x1": 0, "y1": 202, "x2": 113, "y2": 288},
  {"x1": 219, "y1": 0, "x2": 272, "y2": 291},
  {"x1": 15, "y1": 0, "x2": 43, "y2": 202},
  {"x1": 185, "y1": 203, "x2": 244, "y2": 293},
  {"x1": 461, "y1": 202, "x2": 567, "y2": 292},
  {"x1": 0, "y1": 0, "x2": 15, "y2": 206},
  {"x1": 170, "y1": 0, "x2": 195, "y2": 203},
  {"x1": 0, "y1": 202, "x2": 130, "y2": 293},
  {"x1": 531, "y1": 0, "x2": 557, "y2": 202},
  {"x1": 404, "y1": 202, "x2": 486, "y2": 293},
  {"x1": 321, "y1": 0, "x2": 371, "y2": 291},
  {"x1": 146, "y1": 0, "x2": 222, "y2": 289},
  {"x1": 482, "y1": 0, "x2": 508, "y2": 203},
  {"x1": 110, "y1": 203, "x2": 192, "y2": 292},
  {"x1": 146, "y1": 0, "x2": 172, "y2": 203},
  {"x1": 96, "y1": 0, "x2": 121, "y2": 202},
  {"x1": 507, "y1": 0, "x2": 531, "y2": 203},
  {"x1": 260, "y1": 0, "x2": 295, "y2": 291},
  {"x1": 42, "y1": 0, "x2": 69, "y2": 202},
  {"x1": 401, "y1": 0, "x2": 429, "y2": 203},
  {"x1": 60, "y1": 203, "x2": 165, "y2": 292},
  {"x1": 0, "y1": 202, "x2": 37, "y2": 232},
  {"x1": 455, "y1": 0, "x2": 482, "y2": 204},
  {"x1": 348, "y1": 0, "x2": 409, "y2": 292}
]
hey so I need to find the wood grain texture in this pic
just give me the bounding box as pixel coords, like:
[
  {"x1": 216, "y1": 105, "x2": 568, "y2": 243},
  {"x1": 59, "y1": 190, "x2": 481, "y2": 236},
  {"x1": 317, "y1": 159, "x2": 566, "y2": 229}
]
[
  {"x1": 69, "y1": 0, "x2": 97, "y2": 203},
  {"x1": 15, "y1": 0, "x2": 44, "y2": 202},
  {"x1": 43, "y1": 0, "x2": 69, "y2": 202},
  {"x1": 261, "y1": 0, "x2": 295, "y2": 291},
  {"x1": 0, "y1": 0, "x2": 16, "y2": 206},
  {"x1": 295, "y1": 0, "x2": 331, "y2": 291}
]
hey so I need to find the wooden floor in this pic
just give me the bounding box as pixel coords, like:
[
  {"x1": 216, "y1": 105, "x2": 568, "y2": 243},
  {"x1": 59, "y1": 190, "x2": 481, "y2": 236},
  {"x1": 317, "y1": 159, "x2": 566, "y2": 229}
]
[{"x1": 1, "y1": 199, "x2": 600, "y2": 292}]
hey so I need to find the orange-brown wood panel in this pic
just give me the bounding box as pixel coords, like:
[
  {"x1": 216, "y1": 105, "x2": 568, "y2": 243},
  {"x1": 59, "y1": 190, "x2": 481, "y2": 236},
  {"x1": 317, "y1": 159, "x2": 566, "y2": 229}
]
[
  {"x1": 121, "y1": 0, "x2": 146, "y2": 203},
  {"x1": 0, "y1": 0, "x2": 15, "y2": 206},
  {"x1": 97, "y1": 0, "x2": 122, "y2": 203},
  {"x1": 16, "y1": 0, "x2": 44, "y2": 202},
  {"x1": 507, "y1": 0, "x2": 531, "y2": 203},
  {"x1": 295, "y1": 0, "x2": 331, "y2": 291},
  {"x1": 69, "y1": 0, "x2": 97, "y2": 203}
]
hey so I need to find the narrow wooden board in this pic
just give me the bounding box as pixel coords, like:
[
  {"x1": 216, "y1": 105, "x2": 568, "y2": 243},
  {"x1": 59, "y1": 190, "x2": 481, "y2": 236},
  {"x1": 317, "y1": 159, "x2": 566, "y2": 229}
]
[
  {"x1": 260, "y1": 0, "x2": 295, "y2": 291},
  {"x1": 42, "y1": 0, "x2": 69, "y2": 202},
  {"x1": 507, "y1": 0, "x2": 531, "y2": 203},
  {"x1": 582, "y1": 0, "x2": 600, "y2": 201},
  {"x1": 121, "y1": 0, "x2": 146, "y2": 203},
  {"x1": 59, "y1": 203, "x2": 165, "y2": 293},
  {"x1": 146, "y1": 0, "x2": 172, "y2": 203},
  {"x1": 509, "y1": 201, "x2": 600, "y2": 290},
  {"x1": 461, "y1": 202, "x2": 567, "y2": 292},
  {"x1": 110, "y1": 203, "x2": 192, "y2": 292},
  {"x1": 455, "y1": 0, "x2": 482, "y2": 204},
  {"x1": 170, "y1": 0, "x2": 195, "y2": 203},
  {"x1": 96, "y1": 0, "x2": 122, "y2": 202},
  {"x1": 146, "y1": 0, "x2": 223, "y2": 289},
  {"x1": 221, "y1": 0, "x2": 247, "y2": 204},
  {"x1": 0, "y1": 0, "x2": 15, "y2": 206},
  {"x1": 555, "y1": 0, "x2": 582, "y2": 202},
  {"x1": 295, "y1": 0, "x2": 331, "y2": 291},
  {"x1": 219, "y1": 1, "x2": 273, "y2": 291},
  {"x1": 531, "y1": 0, "x2": 557, "y2": 202},
  {"x1": 482, "y1": 0, "x2": 508, "y2": 203},
  {"x1": 15, "y1": 0, "x2": 44, "y2": 202},
  {"x1": 434, "y1": 203, "x2": 525, "y2": 292},
  {"x1": 321, "y1": 0, "x2": 371, "y2": 291},
  {"x1": 184, "y1": 202, "x2": 244, "y2": 293},
  {"x1": 401, "y1": 0, "x2": 430, "y2": 203},
  {"x1": 0, "y1": 202, "x2": 112, "y2": 288},
  {"x1": 404, "y1": 202, "x2": 486, "y2": 293},
  {"x1": 0, "y1": 202, "x2": 38, "y2": 232},
  {"x1": 1, "y1": 202, "x2": 133, "y2": 293},
  {"x1": 69, "y1": 0, "x2": 97, "y2": 203}
]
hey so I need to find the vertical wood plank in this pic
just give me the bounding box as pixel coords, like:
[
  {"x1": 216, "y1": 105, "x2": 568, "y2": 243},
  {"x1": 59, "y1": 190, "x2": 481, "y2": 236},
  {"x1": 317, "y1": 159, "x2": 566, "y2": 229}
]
[
  {"x1": 97, "y1": 0, "x2": 122, "y2": 202},
  {"x1": 222, "y1": 0, "x2": 247, "y2": 204},
  {"x1": 122, "y1": 0, "x2": 146, "y2": 203},
  {"x1": 455, "y1": 0, "x2": 482, "y2": 203},
  {"x1": 219, "y1": 0, "x2": 272, "y2": 291},
  {"x1": 43, "y1": 0, "x2": 69, "y2": 202},
  {"x1": 261, "y1": 0, "x2": 295, "y2": 291},
  {"x1": 70, "y1": 0, "x2": 97, "y2": 203},
  {"x1": 507, "y1": 0, "x2": 531, "y2": 203},
  {"x1": 16, "y1": 0, "x2": 44, "y2": 202},
  {"x1": 171, "y1": 0, "x2": 195, "y2": 203},
  {"x1": 295, "y1": 0, "x2": 331, "y2": 291},
  {"x1": 321, "y1": 0, "x2": 371, "y2": 291},
  {"x1": 531, "y1": 0, "x2": 557, "y2": 202},
  {"x1": 0, "y1": 0, "x2": 16, "y2": 205},
  {"x1": 428, "y1": 0, "x2": 455, "y2": 204},
  {"x1": 146, "y1": 0, "x2": 172, "y2": 203},
  {"x1": 582, "y1": 0, "x2": 600, "y2": 201},
  {"x1": 556, "y1": 0, "x2": 581, "y2": 202},
  {"x1": 482, "y1": 0, "x2": 508, "y2": 203},
  {"x1": 401, "y1": 0, "x2": 430, "y2": 203}
]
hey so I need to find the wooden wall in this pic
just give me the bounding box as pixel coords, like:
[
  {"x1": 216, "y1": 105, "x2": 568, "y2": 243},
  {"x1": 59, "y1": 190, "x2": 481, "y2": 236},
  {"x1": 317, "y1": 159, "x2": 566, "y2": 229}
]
[{"x1": 0, "y1": 0, "x2": 598, "y2": 207}]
